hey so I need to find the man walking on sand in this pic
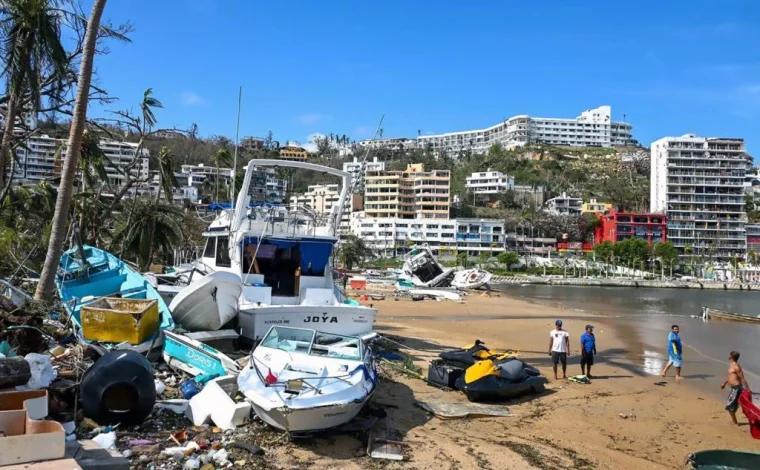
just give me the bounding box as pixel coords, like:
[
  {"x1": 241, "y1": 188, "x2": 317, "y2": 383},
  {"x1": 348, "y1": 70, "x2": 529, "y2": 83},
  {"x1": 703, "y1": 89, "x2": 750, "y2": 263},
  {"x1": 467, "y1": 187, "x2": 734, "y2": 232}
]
[
  {"x1": 721, "y1": 351, "x2": 751, "y2": 426},
  {"x1": 580, "y1": 324, "x2": 597, "y2": 378},
  {"x1": 661, "y1": 325, "x2": 683, "y2": 380},
  {"x1": 548, "y1": 319, "x2": 570, "y2": 380}
]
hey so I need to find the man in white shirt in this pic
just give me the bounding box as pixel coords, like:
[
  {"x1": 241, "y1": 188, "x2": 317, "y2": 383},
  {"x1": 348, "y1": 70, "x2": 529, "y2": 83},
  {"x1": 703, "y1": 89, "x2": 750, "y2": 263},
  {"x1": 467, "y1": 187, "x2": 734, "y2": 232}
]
[{"x1": 548, "y1": 319, "x2": 570, "y2": 380}]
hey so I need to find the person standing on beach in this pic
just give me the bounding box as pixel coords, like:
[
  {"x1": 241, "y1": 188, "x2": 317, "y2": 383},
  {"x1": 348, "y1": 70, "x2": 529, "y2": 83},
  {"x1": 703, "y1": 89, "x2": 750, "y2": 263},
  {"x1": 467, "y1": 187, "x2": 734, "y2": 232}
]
[
  {"x1": 580, "y1": 324, "x2": 597, "y2": 378},
  {"x1": 721, "y1": 351, "x2": 751, "y2": 426},
  {"x1": 549, "y1": 319, "x2": 570, "y2": 380},
  {"x1": 660, "y1": 325, "x2": 683, "y2": 380}
]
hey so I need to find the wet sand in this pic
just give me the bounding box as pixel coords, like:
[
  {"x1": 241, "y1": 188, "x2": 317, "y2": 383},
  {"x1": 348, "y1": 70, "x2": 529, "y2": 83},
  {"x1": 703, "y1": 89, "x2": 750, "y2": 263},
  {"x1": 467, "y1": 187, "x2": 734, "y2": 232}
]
[{"x1": 264, "y1": 294, "x2": 757, "y2": 470}]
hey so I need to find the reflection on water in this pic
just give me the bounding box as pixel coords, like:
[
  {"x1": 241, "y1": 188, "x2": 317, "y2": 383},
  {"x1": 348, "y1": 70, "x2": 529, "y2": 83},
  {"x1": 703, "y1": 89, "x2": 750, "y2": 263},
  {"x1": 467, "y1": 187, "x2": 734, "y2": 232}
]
[{"x1": 641, "y1": 350, "x2": 666, "y2": 376}]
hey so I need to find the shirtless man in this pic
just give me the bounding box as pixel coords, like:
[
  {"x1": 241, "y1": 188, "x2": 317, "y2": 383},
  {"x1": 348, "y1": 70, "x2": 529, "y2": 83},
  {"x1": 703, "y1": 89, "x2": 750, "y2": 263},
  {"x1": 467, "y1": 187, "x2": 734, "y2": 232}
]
[{"x1": 720, "y1": 351, "x2": 751, "y2": 426}]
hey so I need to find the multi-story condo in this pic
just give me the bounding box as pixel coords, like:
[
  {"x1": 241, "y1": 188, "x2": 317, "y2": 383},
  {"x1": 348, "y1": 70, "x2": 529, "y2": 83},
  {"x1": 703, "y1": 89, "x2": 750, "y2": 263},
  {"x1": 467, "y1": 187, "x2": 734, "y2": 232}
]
[
  {"x1": 455, "y1": 218, "x2": 506, "y2": 256},
  {"x1": 0, "y1": 103, "x2": 38, "y2": 134},
  {"x1": 651, "y1": 134, "x2": 750, "y2": 258},
  {"x1": 13, "y1": 134, "x2": 61, "y2": 184},
  {"x1": 279, "y1": 145, "x2": 309, "y2": 161},
  {"x1": 240, "y1": 136, "x2": 265, "y2": 151},
  {"x1": 595, "y1": 211, "x2": 666, "y2": 244},
  {"x1": 465, "y1": 169, "x2": 514, "y2": 195},
  {"x1": 364, "y1": 164, "x2": 450, "y2": 219},
  {"x1": 746, "y1": 224, "x2": 760, "y2": 255},
  {"x1": 181, "y1": 163, "x2": 233, "y2": 186},
  {"x1": 512, "y1": 185, "x2": 546, "y2": 207},
  {"x1": 416, "y1": 105, "x2": 633, "y2": 156},
  {"x1": 581, "y1": 199, "x2": 613, "y2": 215},
  {"x1": 545, "y1": 192, "x2": 582, "y2": 216},
  {"x1": 358, "y1": 138, "x2": 417, "y2": 152},
  {"x1": 289, "y1": 184, "x2": 341, "y2": 214},
  {"x1": 342, "y1": 156, "x2": 385, "y2": 193},
  {"x1": 13, "y1": 135, "x2": 148, "y2": 187}
]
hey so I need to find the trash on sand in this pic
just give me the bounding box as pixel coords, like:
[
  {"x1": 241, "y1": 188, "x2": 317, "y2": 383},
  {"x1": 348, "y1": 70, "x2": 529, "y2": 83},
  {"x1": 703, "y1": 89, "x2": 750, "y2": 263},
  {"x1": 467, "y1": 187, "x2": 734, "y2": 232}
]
[
  {"x1": 92, "y1": 431, "x2": 117, "y2": 449},
  {"x1": 415, "y1": 401, "x2": 512, "y2": 419},
  {"x1": 180, "y1": 378, "x2": 202, "y2": 399},
  {"x1": 61, "y1": 421, "x2": 76, "y2": 435},
  {"x1": 154, "y1": 399, "x2": 189, "y2": 414},
  {"x1": 0, "y1": 356, "x2": 32, "y2": 389},
  {"x1": 129, "y1": 439, "x2": 154, "y2": 446},
  {"x1": 16, "y1": 353, "x2": 56, "y2": 390},
  {"x1": 619, "y1": 413, "x2": 636, "y2": 420},
  {"x1": 79, "y1": 350, "x2": 156, "y2": 425},
  {"x1": 569, "y1": 375, "x2": 591, "y2": 384},
  {"x1": 185, "y1": 377, "x2": 251, "y2": 430},
  {"x1": 184, "y1": 457, "x2": 201, "y2": 469},
  {"x1": 367, "y1": 420, "x2": 406, "y2": 461},
  {"x1": 155, "y1": 378, "x2": 166, "y2": 396},
  {"x1": 228, "y1": 441, "x2": 265, "y2": 456},
  {"x1": 0, "y1": 340, "x2": 15, "y2": 357}
]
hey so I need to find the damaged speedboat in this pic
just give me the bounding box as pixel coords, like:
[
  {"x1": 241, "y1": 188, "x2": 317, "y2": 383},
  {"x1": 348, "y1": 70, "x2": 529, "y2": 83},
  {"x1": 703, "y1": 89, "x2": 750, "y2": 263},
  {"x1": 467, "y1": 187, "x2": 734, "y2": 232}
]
[{"x1": 237, "y1": 326, "x2": 377, "y2": 432}]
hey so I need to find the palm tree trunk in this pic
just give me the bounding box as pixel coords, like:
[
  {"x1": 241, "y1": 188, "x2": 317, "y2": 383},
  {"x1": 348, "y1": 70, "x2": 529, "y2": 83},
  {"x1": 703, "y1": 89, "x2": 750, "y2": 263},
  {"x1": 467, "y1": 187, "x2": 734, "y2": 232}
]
[
  {"x1": 0, "y1": 92, "x2": 21, "y2": 188},
  {"x1": 34, "y1": 0, "x2": 108, "y2": 301}
]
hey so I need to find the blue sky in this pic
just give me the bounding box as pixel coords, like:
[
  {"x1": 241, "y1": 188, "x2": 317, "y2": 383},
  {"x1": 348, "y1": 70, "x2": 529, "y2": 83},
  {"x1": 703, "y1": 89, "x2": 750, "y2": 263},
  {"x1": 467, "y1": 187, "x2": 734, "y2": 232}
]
[{"x1": 91, "y1": 1, "x2": 760, "y2": 156}]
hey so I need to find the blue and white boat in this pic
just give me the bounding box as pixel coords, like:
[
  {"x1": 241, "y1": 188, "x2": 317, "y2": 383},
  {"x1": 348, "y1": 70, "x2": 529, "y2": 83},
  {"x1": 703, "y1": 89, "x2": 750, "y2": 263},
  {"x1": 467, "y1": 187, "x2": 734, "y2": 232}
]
[
  {"x1": 195, "y1": 159, "x2": 377, "y2": 342},
  {"x1": 56, "y1": 245, "x2": 175, "y2": 352}
]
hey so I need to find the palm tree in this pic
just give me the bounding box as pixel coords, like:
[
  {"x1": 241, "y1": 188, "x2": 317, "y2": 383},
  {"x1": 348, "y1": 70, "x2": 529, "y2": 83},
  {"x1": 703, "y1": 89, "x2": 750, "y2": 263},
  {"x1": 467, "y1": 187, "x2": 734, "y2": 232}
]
[
  {"x1": 110, "y1": 198, "x2": 183, "y2": 270},
  {"x1": 213, "y1": 147, "x2": 233, "y2": 201},
  {"x1": 140, "y1": 88, "x2": 162, "y2": 131},
  {"x1": 0, "y1": 0, "x2": 68, "y2": 190},
  {"x1": 34, "y1": 0, "x2": 108, "y2": 301}
]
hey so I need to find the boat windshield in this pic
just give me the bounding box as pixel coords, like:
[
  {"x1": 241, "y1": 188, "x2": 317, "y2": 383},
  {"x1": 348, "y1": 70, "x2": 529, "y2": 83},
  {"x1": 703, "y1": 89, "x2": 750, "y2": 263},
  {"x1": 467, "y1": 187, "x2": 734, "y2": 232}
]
[{"x1": 260, "y1": 327, "x2": 362, "y2": 360}]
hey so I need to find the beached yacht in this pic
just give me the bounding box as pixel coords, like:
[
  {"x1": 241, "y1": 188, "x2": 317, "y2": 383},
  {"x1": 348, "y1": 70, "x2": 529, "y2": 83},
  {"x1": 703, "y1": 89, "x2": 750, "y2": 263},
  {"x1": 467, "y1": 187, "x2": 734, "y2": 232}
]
[
  {"x1": 401, "y1": 245, "x2": 491, "y2": 290},
  {"x1": 193, "y1": 159, "x2": 376, "y2": 341}
]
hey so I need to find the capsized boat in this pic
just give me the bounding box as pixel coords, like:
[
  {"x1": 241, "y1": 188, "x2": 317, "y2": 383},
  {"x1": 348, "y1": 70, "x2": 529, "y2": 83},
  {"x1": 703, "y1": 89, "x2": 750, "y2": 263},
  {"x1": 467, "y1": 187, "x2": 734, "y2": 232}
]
[
  {"x1": 451, "y1": 268, "x2": 492, "y2": 290},
  {"x1": 401, "y1": 245, "x2": 454, "y2": 288},
  {"x1": 197, "y1": 159, "x2": 377, "y2": 341},
  {"x1": 56, "y1": 245, "x2": 174, "y2": 352},
  {"x1": 237, "y1": 326, "x2": 377, "y2": 432},
  {"x1": 169, "y1": 271, "x2": 242, "y2": 331}
]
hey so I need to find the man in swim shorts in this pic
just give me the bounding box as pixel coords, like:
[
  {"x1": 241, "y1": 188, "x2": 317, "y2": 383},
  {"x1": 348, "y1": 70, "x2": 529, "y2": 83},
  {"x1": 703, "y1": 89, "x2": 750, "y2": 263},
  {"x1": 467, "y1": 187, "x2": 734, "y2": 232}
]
[
  {"x1": 548, "y1": 319, "x2": 570, "y2": 380},
  {"x1": 660, "y1": 325, "x2": 682, "y2": 380},
  {"x1": 721, "y1": 350, "x2": 751, "y2": 426}
]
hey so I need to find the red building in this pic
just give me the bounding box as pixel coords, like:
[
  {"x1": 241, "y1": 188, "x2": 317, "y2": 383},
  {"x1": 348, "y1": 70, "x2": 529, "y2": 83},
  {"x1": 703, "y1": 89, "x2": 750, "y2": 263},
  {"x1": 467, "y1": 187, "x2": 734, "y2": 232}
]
[{"x1": 595, "y1": 212, "x2": 667, "y2": 244}]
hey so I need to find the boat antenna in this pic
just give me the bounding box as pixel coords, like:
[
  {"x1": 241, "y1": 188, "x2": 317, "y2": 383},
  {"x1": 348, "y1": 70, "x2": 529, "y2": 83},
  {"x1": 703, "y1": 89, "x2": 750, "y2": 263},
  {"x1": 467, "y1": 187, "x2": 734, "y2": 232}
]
[
  {"x1": 230, "y1": 86, "x2": 242, "y2": 204},
  {"x1": 349, "y1": 114, "x2": 385, "y2": 195}
]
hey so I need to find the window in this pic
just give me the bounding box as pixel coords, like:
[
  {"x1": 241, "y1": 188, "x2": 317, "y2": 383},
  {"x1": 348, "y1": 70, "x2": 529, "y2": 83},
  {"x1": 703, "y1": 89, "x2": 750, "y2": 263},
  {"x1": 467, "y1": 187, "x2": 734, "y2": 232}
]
[
  {"x1": 203, "y1": 237, "x2": 215, "y2": 258},
  {"x1": 215, "y1": 236, "x2": 231, "y2": 267}
]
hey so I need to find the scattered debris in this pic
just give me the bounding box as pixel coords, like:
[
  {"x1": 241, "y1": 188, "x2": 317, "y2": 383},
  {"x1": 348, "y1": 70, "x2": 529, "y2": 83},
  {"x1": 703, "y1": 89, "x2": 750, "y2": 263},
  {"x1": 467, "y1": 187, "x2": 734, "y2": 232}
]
[{"x1": 415, "y1": 401, "x2": 512, "y2": 419}]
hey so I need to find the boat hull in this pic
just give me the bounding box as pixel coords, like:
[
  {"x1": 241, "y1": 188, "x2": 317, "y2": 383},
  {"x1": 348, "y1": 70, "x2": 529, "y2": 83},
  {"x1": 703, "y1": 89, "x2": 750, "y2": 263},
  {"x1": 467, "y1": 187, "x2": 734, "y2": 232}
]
[
  {"x1": 251, "y1": 396, "x2": 372, "y2": 432},
  {"x1": 169, "y1": 271, "x2": 242, "y2": 331},
  {"x1": 237, "y1": 304, "x2": 376, "y2": 341},
  {"x1": 451, "y1": 269, "x2": 492, "y2": 290}
]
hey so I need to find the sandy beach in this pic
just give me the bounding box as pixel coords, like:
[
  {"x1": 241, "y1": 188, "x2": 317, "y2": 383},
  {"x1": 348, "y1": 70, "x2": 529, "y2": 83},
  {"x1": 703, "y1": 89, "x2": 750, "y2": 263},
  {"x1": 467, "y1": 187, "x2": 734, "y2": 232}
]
[{"x1": 259, "y1": 293, "x2": 758, "y2": 469}]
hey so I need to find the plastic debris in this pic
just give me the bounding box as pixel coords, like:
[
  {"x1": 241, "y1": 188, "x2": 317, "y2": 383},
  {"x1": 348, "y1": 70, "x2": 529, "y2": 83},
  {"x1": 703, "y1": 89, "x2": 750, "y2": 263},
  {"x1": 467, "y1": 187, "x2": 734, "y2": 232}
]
[
  {"x1": 62, "y1": 421, "x2": 76, "y2": 435},
  {"x1": 155, "y1": 399, "x2": 189, "y2": 414},
  {"x1": 184, "y1": 458, "x2": 201, "y2": 469},
  {"x1": 213, "y1": 448, "x2": 229, "y2": 466},
  {"x1": 155, "y1": 378, "x2": 166, "y2": 395},
  {"x1": 161, "y1": 447, "x2": 187, "y2": 460},
  {"x1": 92, "y1": 431, "x2": 117, "y2": 450},
  {"x1": 122, "y1": 449, "x2": 132, "y2": 458},
  {"x1": 0, "y1": 340, "x2": 16, "y2": 357},
  {"x1": 16, "y1": 353, "x2": 56, "y2": 390}
]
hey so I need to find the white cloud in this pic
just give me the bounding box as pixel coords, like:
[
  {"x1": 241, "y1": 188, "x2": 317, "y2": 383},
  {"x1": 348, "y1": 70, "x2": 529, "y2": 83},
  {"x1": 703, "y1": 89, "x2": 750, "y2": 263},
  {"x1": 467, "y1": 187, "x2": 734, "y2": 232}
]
[
  {"x1": 181, "y1": 91, "x2": 206, "y2": 106},
  {"x1": 294, "y1": 113, "x2": 325, "y2": 125},
  {"x1": 354, "y1": 126, "x2": 373, "y2": 138}
]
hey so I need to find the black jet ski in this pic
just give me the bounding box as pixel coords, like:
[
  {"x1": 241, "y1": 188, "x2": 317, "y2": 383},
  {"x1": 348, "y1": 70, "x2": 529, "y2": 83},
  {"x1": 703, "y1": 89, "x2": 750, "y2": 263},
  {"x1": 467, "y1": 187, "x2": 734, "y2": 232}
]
[
  {"x1": 455, "y1": 356, "x2": 547, "y2": 402},
  {"x1": 439, "y1": 340, "x2": 517, "y2": 369}
]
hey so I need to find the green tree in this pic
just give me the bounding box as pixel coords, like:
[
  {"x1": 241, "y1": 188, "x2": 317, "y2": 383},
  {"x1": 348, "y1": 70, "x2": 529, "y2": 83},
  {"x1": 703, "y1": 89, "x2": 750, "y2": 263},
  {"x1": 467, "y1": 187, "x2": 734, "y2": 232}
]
[
  {"x1": 0, "y1": 0, "x2": 68, "y2": 190},
  {"x1": 111, "y1": 198, "x2": 183, "y2": 269},
  {"x1": 653, "y1": 241, "x2": 678, "y2": 279},
  {"x1": 593, "y1": 240, "x2": 614, "y2": 277},
  {"x1": 35, "y1": 0, "x2": 108, "y2": 301},
  {"x1": 456, "y1": 251, "x2": 468, "y2": 269},
  {"x1": 338, "y1": 235, "x2": 373, "y2": 270},
  {"x1": 749, "y1": 250, "x2": 758, "y2": 266},
  {"x1": 497, "y1": 251, "x2": 519, "y2": 271},
  {"x1": 214, "y1": 146, "x2": 233, "y2": 201}
]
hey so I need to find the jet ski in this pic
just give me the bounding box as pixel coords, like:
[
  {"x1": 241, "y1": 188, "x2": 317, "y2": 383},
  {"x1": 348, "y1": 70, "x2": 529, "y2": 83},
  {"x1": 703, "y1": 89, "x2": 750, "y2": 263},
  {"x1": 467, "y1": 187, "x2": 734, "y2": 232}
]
[
  {"x1": 455, "y1": 356, "x2": 547, "y2": 402},
  {"x1": 439, "y1": 340, "x2": 518, "y2": 369}
]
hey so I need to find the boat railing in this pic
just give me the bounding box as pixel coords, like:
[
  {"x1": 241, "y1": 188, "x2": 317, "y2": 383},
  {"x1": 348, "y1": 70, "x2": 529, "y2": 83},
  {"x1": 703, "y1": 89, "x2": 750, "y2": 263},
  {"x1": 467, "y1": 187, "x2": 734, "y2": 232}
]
[{"x1": 241, "y1": 206, "x2": 337, "y2": 238}]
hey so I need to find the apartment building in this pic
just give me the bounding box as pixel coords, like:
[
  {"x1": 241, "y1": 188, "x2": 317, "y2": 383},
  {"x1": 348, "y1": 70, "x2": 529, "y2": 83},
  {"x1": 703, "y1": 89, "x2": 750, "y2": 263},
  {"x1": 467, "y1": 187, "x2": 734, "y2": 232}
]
[
  {"x1": 13, "y1": 135, "x2": 149, "y2": 186},
  {"x1": 279, "y1": 145, "x2": 309, "y2": 161},
  {"x1": 364, "y1": 164, "x2": 450, "y2": 219},
  {"x1": 455, "y1": 218, "x2": 506, "y2": 256},
  {"x1": 415, "y1": 105, "x2": 633, "y2": 156},
  {"x1": 746, "y1": 224, "x2": 760, "y2": 254},
  {"x1": 512, "y1": 185, "x2": 546, "y2": 207},
  {"x1": 289, "y1": 184, "x2": 341, "y2": 213},
  {"x1": 595, "y1": 211, "x2": 666, "y2": 244},
  {"x1": 358, "y1": 138, "x2": 417, "y2": 152},
  {"x1": 651, "y1": 134, "x2": 750, "y2": 258},
  {"x1": 181, "y1": 163, "x2": 232, "y2": 186},
  {"x1": 342, "y1": 156, "x2": 385, "y2": 193},
  {"x1": 545, "y1": 192, "x2": 582, "y2": 216},
  {"x1": 581, "y1": 199, "x2": 613, "y2": 215},
  {"x1": 465, "y1": 170, "x2": 514, "y2": 195},
  {"x1": 240, "y1": 136, "x2": 265, "y2": 151},
  {"x1": 0, "y1": 103, "x2": 38, "y2": 134}
]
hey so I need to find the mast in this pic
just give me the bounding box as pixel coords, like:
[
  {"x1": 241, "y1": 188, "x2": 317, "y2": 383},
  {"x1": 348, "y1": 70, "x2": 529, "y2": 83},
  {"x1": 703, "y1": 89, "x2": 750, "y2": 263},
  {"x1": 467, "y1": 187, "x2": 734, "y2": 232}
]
[{"x1": 230, "y1": 86, "x2": 242, "y2": 203}]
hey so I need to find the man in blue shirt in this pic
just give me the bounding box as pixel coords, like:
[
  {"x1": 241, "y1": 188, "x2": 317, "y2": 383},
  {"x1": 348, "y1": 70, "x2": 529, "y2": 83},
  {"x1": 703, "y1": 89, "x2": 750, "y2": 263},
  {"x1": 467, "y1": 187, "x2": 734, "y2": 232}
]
[
  {"x1": 580, "y1": 324, "x2": 597, "y2": 378},
  {"x1": 661, "y1": 325, "x2": 683, "y2": 380}
]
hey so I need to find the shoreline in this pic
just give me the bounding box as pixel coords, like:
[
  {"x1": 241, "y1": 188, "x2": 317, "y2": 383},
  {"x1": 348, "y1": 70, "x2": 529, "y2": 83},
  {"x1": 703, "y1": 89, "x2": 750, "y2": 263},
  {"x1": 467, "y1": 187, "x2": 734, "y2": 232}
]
[{"x1": 491, "y1": 275, "x2": 760, "y2": 292}]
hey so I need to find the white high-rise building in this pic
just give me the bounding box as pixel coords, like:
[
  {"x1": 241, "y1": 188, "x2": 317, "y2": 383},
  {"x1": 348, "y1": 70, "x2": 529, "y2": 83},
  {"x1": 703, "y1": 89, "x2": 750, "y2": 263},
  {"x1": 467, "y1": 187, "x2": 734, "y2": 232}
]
[
  {"x1": 289, "y1": 184, "x2": 341, "y2": 214},
  {"x1": 0, "y1": 103, "x2": 38, "y2": 134},
  {"x1": 651, "y1": 134, "x2": 750, "y2": 258},
  {"x1": 98, "y1": 140, "x2": 150, "y2": 187},
  {"x1": 360, "y1": 106, "x2": 633, "y2": 157},
  {"x1": 342, "y1": 156, "x2": 385, "y2": 193},
  {"x1": 465, "y1": 169, "x2": 514, "y2": 195}
]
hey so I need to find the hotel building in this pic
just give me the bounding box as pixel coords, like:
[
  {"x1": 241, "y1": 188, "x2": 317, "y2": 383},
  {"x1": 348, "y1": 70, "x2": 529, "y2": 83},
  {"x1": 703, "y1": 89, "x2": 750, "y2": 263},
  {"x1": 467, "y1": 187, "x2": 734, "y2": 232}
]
[{"x1": 364, "y1": 164, "x2": 450, "y2": 219}]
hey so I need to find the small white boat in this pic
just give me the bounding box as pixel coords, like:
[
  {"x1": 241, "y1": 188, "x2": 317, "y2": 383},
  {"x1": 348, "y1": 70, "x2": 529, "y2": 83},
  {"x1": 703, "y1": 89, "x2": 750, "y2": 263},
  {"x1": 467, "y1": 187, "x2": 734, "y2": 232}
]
[
  {"x1": 169, "y1": 271, "x2": 243, "y2": 331},
  {"x1": 451, "y1": 269, "x2": 492, "y2": 290},
  {"x1": 237, "y1": 326, "x2": 377, "y2": 432},
  {"x1": 409, "y1": 289, "x2": 461, "y2": 301}
]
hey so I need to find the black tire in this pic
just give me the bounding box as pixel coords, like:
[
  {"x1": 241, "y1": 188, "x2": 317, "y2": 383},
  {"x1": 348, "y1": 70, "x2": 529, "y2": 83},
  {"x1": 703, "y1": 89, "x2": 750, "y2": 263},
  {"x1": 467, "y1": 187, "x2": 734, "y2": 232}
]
[{"x1": 79, "y1": 350, "x2": 156, "y2": 425}]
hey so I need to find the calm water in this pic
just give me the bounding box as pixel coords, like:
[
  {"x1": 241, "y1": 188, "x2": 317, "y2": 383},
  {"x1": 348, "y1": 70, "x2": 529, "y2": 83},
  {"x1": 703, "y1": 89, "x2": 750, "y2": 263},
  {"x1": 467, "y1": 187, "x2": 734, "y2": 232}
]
[{"x1": 495, "y1": 285, "x2": 760, "y2": 395}]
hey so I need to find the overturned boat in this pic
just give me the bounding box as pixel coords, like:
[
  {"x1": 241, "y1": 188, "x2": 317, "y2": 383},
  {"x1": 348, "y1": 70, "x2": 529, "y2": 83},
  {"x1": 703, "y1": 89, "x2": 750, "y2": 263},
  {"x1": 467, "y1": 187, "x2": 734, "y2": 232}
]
[
  {"x1": 237, "y1": 326, "x2": 377, "y2": 432},
  {"x1": 451, "y1": 269, "x2": 492, "y2": 290},
  {"x1": 56, "y1": 245, "x2": 174, "y2": 353},
  {"x1": 169, "y1": 271, "x2": 242, "y2": 331},
  {"x1": 401, "y1": 246, "x2": 454, "y2": 288}
]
